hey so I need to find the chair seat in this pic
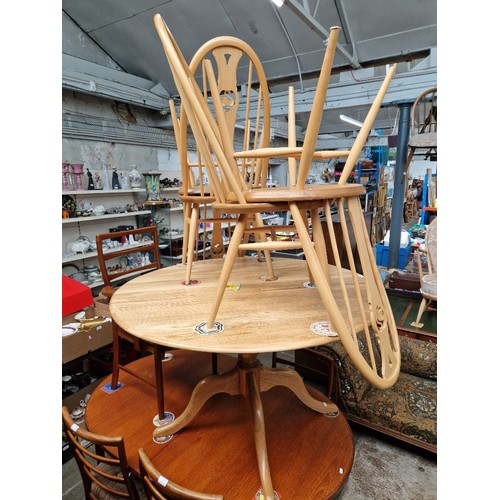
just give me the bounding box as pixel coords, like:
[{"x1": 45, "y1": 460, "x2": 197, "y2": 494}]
[
  {"x1": 226, "y1": 183, "x2": 366, "y2": 203},
  {"x1": 179, "y1": 192, "x2": 216, "y2": 203},
  {"x1": 90, "y1": 462, "x2": 129, "y2": 499},
  {"x1": 408, "y1": 131, "x2": 437, "y2": 148},
  {"x1": 421, "y1": 273, "x2": 437, "y2": 297},
  {"x1": 179, "y1": 186, "x2": 214, "y2": 197}
]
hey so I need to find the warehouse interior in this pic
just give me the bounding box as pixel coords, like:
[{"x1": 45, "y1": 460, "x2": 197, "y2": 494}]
[{"x1": 4, "y1": 2, "x2": 499, "y2": 499}]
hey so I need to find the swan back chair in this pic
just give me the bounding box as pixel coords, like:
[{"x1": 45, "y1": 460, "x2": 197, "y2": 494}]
[
  {"x1": 153, "y1": 13, "x2": 400, "y2": 389},
  {"x1": 403, "y1": 87, "x2": 437, "y2": 179},
  {"x1": 170, "y1": 36, "x2": 276, "y2": 284},
  {"x1": 62, "y1": 406, "x2": 141, "y2": 499},
  {"x1": 138, "y1": 448, "x2": 223, "y2": 499},
  {"x1": 411, "y1": 217, "x2": 437, "y2": 328}
]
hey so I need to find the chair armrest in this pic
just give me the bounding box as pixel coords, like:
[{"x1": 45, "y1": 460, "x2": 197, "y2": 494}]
[{"x1": 413, "y1": 245, "x2": 428, "y2": 280}]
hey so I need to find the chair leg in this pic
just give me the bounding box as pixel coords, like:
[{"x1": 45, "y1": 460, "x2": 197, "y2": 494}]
[
  {"x1": 402, "y1": 148, "x2": 415, "y2": 182},
  {"x1": 111, "y1": 322, "x2": 121, "y2": 389},
  {"x1": 153, "y1": 346, "x2": 166, "y2": 421},
  {"x1": 288, "y1": 203, "x2": 341, "y2": 324},
  {"x1": 184, "y1": 204, "x2": 199, "y2": 284},
  {"x1": 181, "y1": 202, "x2": 191, "y2": 265},
  {"x1": 253, "y1": 213, "x2": 276, "y2": 281},
  {"x1": 411, "y1": 297, "x2": 428, "y2": 328},
  {"x1": 210, "y1": 209, "x2": 224, "y2": 259},
  {"x1": 310, "y1": 207, "x2": 330, "y2": 284},
  {"x1": 298, "y1": 208, "x2": 315, "y2": 286},
  {"x1": 206, "y1": 214, "x2": 249, "y2": 329}
]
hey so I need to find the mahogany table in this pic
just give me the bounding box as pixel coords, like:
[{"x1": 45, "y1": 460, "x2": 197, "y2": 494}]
[
  {"x1": 90, "y1": 257, "x2": 359, "y2": 499},
  {"x1": 85, "y1": 351, "x2": 354, "y2": 499}
]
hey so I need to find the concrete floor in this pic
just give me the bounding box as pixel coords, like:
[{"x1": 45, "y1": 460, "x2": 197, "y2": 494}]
[{"x1": 62, "y1": 351, "x2": 437, "y2": 499}]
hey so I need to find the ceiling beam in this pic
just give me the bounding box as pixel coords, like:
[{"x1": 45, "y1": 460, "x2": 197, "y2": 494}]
[
  {"x1": 316, "y1": 135, "x2": 389, "y2": 150},
  {"x1": 282, "y1": 0, "x2": 361, "y2": 68},
  {"x1": 62, "y1": 54, "x2": 170, "y2": 111},
  {"x1": 241, "y1": 67, "x2": 437, "y2": 120}
]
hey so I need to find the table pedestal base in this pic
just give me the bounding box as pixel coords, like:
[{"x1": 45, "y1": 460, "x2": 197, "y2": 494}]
[{"x1": 153, "y1": 353, "x2": 339, "y2": 500}]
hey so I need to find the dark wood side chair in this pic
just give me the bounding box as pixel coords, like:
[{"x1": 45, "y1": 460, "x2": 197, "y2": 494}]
[
  {"x1": 62, "y1": 406, "x2": 142, "y2": 499},
  {"x1": 95, "y1": 225, "x2": 169, "y2": 422},
  {"x1": 95, "y1": 225, "x2": 218, "y2": 423},
  {"x1": 138, "y1": 448, "x2": 223, "y2": 499}
]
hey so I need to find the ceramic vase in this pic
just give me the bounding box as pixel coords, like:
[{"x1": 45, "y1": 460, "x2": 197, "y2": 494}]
[
  {"x1": 142, "y1": 172, "x2": 162, "y2": 201},
  {"x1": 72, "y1": 164, "x2": 85, "y2": 191}
]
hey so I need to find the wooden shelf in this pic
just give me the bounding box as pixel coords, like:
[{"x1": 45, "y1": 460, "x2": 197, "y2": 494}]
[
  {"x1": 62, "y1": 240, "x2": 156, "y2": 264},
  {"x1": 63, "y1": 189, "x2": 147, "y2": 195},
  {"x1": 62, "y1": 210, "x2": 151, "y2": 224}
]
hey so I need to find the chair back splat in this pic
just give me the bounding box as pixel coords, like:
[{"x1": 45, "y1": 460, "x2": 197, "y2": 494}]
[
  {"x1": 170, "y1": 35, "x2": 277, "y2": 284},
  {"x1": 153, "y1": 13, "x2": 400, "y2": 389},
  {"x1": 62, "y1": 406, "x2": 141, "y2": 499}
]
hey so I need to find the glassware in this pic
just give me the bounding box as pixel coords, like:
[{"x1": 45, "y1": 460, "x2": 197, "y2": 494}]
[{"x1": 129, "y1": 166, "x2": 142, "y2": 189}]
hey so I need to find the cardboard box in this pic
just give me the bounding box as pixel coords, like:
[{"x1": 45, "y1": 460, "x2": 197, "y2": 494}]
[
  {"x1": 93, "y1": 294, "x2": 111, "y2": 318},
  {"x1": 62, "y1": 276, "x2": 93, "y2": 316},
  {"x1": 62, "y1": 378, "x2": 104, "y2": 417},
  {"x1": 62, "y1": 313, "x2": 113, "y2": 364}
]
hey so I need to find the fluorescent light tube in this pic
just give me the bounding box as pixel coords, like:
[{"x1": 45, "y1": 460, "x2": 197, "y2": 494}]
[
  {"x1": 270, "y1": 0, "x2": 284, "y2": 7},
  {"x1": 340, "y1": 114, "x2": 364, "y2": 128}
]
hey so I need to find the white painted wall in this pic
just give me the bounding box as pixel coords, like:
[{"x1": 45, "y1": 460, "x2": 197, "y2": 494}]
[{"x1": 62, "y1": 89, "x2": 181, "y2": 186}]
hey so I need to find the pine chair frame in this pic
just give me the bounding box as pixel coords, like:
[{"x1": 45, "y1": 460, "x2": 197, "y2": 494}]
[
  {"x1": 153, "y1": 13, "x2": 400, "y2": 389},
  {"x1": 411, "y1": 217, "x2": 437, "y2": 328},
  {"x1": 171, "y1": 36, "x2": 279, "y2": 284}
]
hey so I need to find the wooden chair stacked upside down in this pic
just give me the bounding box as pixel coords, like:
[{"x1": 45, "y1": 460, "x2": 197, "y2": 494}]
[
  {"x1": 153, "y1": 13, "x2": 400, "y2": 390},
  {"x1": 169, "y1": 35, "x2": 283, "y2": 285}
]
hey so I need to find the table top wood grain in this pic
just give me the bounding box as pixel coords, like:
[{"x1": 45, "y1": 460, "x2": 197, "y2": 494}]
[{"x1": 109, "y1": 257, "x2": 367, "y2": 354}]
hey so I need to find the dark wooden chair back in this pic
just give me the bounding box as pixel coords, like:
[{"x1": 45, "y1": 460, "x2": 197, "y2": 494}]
[
  {"x1": 94, "y1": 225, "x2": 169, "y2": 421},
  {"x1": 62, "y1": 406, "x2": 141, "y2": 499},
  {"x1": 138, "y1": 448, "x2": 223, "y2": 499},
  {"x1": 403, "y1": 86, "x2": 437, "y2": 179},
  {"x1": 95, "y1": 225, "x2": 161, "y2": 299}
]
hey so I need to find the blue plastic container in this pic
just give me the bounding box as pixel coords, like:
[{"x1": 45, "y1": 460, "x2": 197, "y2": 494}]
[{"x1": 375, "y1": 243, "x2": 412, "y2": 269}]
